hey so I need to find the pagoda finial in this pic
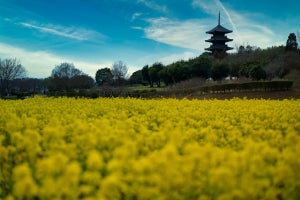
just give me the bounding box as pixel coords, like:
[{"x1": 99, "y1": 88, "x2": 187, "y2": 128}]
[{"x1": 218, "y1": 11, "x2": 220, "y2": 25}]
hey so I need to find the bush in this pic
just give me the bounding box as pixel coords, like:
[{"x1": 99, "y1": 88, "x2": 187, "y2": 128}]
[
  {"x1": 211, "y1": 61, "x2": 230, "y2": 81},
  {"x1": 249, "y1": 65, "x2": 267, "y2": 80}
]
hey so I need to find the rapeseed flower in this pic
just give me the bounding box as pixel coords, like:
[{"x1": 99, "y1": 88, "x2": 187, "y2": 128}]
[{"x1": 0, "y1": 97, "x2": 299, "y2": 199}]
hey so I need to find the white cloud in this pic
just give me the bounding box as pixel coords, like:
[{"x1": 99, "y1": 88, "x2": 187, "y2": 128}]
[
  {"x1": 192, "y1": 0, "x2": 277, "y2": 48},
  {"x1": 19, "y1": 21, "x2": 106, "y2": 41},
  {"x1": 0, "y1": 42, "x2": 193, "y2": 78},
  {"x1": 0, "y1": 43, "x2": 110, "y2": 78},
  {"x1": 143, "y1": 12, "x2": 279, "y2": 53},
  {"x1": 140, "y1": 0, "x2": 283, "y2": 52},
  {"x1": 144, "y1": 17, "x2": 210, "y2": 50}
]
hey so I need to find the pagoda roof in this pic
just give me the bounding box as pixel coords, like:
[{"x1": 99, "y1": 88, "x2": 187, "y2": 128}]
[
  {"x1": 206, "y1": 12, "x2": 233, "y2": 34},
  {"x1": 206, "y1": 25, "x2": 232, "y2": 34},
  {"x1": 205, "y1": 35, "x2": 233, "y2": 43},
  {"x1": 205, "y1": 44, "x2": 233, "y2": 51}
]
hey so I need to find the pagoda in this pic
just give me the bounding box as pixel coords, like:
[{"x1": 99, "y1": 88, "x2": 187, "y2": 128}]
[{"x1": 205, "y1": 12, "x2": 233, "y2": 56}]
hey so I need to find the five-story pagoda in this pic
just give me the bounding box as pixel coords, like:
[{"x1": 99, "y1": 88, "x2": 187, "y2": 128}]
[{"x1": 205, "y1": 12, "x2": 233, "y2": 56}]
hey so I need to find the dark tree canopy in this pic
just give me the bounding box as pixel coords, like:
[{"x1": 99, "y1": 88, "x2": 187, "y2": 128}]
[
  {"x1": 11, "y1": 78, "x2": 45, "y2": 96},
  {"x1": 249, "y1": 64, "x2": 266, "y2": 80},
  {"x1": 95, "y1": 68, "x2": 113, "y2": 86},
  {"x1": 149, "y1": 62, "x2": 164, "y2": 87},
  {"x1": 211, "y1": 61, "x2": 230, "y2": 81},
  {"x1": 51, "y1": 63, "x2": 84, "y2": 78},
  {"x1": 0, "y1": 58, "x2": 26, "y2": 96},
  {"x1": 285, "y1": 33, "x2": 298, "y2": 51},
  {"x1": 159, "y1": 67, "x2": 172, "y2": 86},
  {"x1": 69, "y1": 75, "x2": 94, "y2": 89},
  {"x1": 168, "y1": 62, "x2": 190, "y2": 83},
  {"x1": 129, "y1": 70, "x2": 143, "y2": 84},
  {"x1": 190, "y1": 55, "x2": 212, "y2": 79},
  {"x1": 141, "y1": 65, "x2": 150, "y2": 85},
  {"x1": 47, "y1": 63, "x2": 93, "y2": 92}
]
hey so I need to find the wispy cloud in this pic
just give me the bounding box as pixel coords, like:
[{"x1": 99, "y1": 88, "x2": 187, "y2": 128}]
[
  {"x1": 144, "y1": 17, "x2": 209, "y2": 50},
  {"x1": 19, "y1": 21, "x2": 106, "y2": 42},
  {"x1": 192, "y1": 0, "x2": 276, "y2": 47},
  {"x1": 137, "y1": 0, "x2": 167, "y2": 13},
  {"x1": 131, "y1": 12, "x2": 143, "y2": 21},
  {"x1": 192, "y1": 0, "x2": 217, "y2": 15}
]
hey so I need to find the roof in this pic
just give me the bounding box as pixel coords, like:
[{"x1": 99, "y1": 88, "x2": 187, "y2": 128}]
[
  {"x1": 205, "y1": 45, "x2": 233, "y2": 51},
  {"x1": 205, "y1": 35, "x2": 233, "y2": 43},
  {"x1": 206, "y1": 25, "x2": 232, "y2": 34}
]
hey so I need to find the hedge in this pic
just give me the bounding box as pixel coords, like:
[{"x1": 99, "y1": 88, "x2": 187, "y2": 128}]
[
  {"x1": 201, "y1": 81, "x2": 293, "y2": 94},
  {"x1": 155, "y1": 81, "x2": 293, "y2": 97}
]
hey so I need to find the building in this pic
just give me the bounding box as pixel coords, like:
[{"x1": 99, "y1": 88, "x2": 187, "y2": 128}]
[{"x1": 205, "y1": 12, "x2": 233, "y2": 56}]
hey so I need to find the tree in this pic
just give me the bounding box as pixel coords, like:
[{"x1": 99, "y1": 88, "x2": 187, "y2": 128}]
[
  {"x1": 111, "y1": 61, "x2": 128, "y2": 85},
  {"x1": 297, "y1": 32, "x2": 300, "y2": 48},
  {"x1": 129, "y1": 70, "x2": 143, "y2": 84},
  {"x1": 190, "y1": 55, "x2": 212, "y2": 79},
  {"x1": 229, "y1": 63, "x2": 240, "y2": 79},
  {"x1": 168, "y1": 61, "x2": 190, "y2": 83},
  {"x1": 11, "y1": 78, "x2": 45, "y2": 96},
  {"x1": 69, "y1": 75, "x2": 94, "y2": 89},
  {"x1": 141, "y1": 65, "x2": 150, "y2": 85},
  {"x1": 159, "y1": 67, "x2": 173, "y2": 86},
  {"x1": 211, "y1": 61, "x2": 230, "y2": 81},
  {"x1": 95, "y1": 68, "x2": 113, "y2": 86},
  {"x1": 245, "y1": 45, "x2": 253, "y2": 53},
  {"x1": 249, "y1": 64, "x2": 266, "y2": 80},
  {"x1": 0, "y1": 58, "x2": 26, "y2": 96},
  {"x1": 47, "y1": 63, "x2": 91, "y2": 92},
  {"x1": 238, "y1": 45, "x2": 245, "y2": 54},
  {"x1": 285, "y1": 33, "x2": 298, "y2": 51},
  {"x1": 149, "y1": 63, "x2": 163, "y2": 87},
  {"x1": 51, "y1": 63, "x2": 83, "y2": 78},
  {"x1": 239, "y1": 63, "x2": 251, "y2": 78}
]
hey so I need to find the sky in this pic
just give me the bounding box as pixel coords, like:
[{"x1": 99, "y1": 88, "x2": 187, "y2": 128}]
[{"x1": 0, "y1": 0, "x2": 299, "y2": 78}]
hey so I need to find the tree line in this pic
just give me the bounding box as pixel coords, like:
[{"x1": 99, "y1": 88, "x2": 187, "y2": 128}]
[
  {"x1": 129, "y1": 33, "x2": 299, "y2": 87},
  {"x1": 0, "y1": 59, "x2": 129, "y2": 97},
  {"x1": 0, "y1": 32, "x2": 299, "y2": 98}
]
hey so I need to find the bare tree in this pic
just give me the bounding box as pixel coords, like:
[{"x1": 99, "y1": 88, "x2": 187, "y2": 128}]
[
  {"x1": 51, "y1": 63, "x2": 83, "y2": 78},
  {"x1": 47, "y1": 62, "x2": 93, "y2": 92},
  {"x1": 111, "y1": 61, "x2": 128, "y2": 85},
  {"x1": 0, "y1": 58, "x2": 26, "y2": 96}
]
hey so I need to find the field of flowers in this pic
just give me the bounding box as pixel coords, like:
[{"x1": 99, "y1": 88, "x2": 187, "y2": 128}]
[{"x1": 0, "y1": 97, "x2": 300, "y2": 200}]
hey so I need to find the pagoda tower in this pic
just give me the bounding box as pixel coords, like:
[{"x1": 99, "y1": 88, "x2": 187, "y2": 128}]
[{"x1": 205, "y1": 12, "x2": 233, "y2": 56}]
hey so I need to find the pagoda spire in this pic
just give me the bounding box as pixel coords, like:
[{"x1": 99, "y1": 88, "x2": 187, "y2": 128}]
[{"x1": 205, "y1": 12, "x2": 233, "y2": 57}]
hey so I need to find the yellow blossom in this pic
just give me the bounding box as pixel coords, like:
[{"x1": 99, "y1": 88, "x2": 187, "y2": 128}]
[{"x1": 0, "y1": 97, "x2": 299, "y2": 199}]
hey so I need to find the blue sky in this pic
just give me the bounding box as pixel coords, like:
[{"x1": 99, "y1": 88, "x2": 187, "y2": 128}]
[{"x1": 0, "y1": 0, "x2": 299, "y2": 78}]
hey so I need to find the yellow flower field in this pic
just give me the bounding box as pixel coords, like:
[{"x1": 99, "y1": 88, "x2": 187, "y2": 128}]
[{"x1": 0, "y1": 97, "x2": 300, "y2": 200}]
